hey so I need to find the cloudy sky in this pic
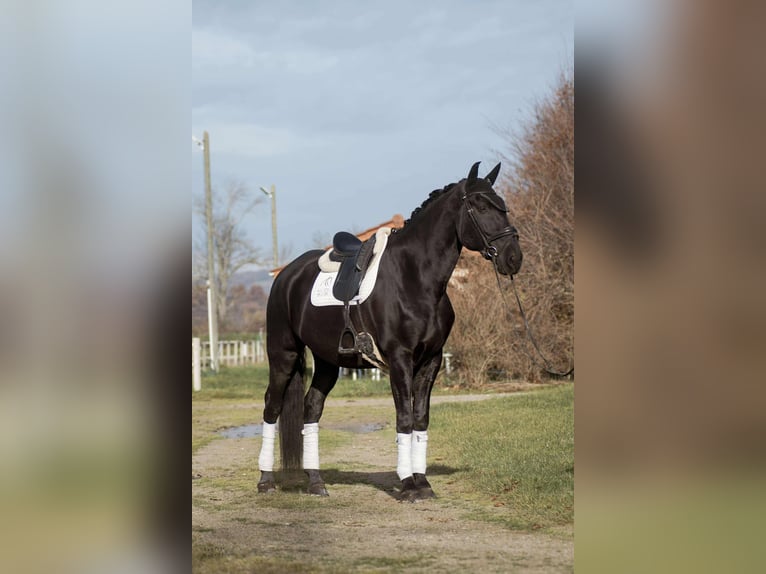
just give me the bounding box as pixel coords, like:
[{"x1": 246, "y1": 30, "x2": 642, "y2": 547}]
[{"x1": 192, "y1": 0, "x2": 573, "y2": 266}]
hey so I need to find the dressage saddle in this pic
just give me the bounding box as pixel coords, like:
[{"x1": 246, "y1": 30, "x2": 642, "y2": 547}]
[
  {"x1": 329, "y1": 231, "x2": 378, "y2": 356},
  {"x1": 330, "y1": 231, "x2": 377, "y2": 302}
]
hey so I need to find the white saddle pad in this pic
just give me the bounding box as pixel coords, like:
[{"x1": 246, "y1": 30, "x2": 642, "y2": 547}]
[{"x1": 310, "y1": 227, "x2": 391, "y2": 307}]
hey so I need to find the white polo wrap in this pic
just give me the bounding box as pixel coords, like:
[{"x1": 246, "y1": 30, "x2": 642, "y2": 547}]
[
  {"x1": 396, "y1": 433, "x2": 413, "y2": 480},
  {"x1": 302, "y1": 423, "x2": 320, "y2": 470},
  {"x1": 258, "y1": 422, "x2": 277, "y2": 472},
  {"x1": 412, "y1": 430, "x2": 428, "y2": 474}
]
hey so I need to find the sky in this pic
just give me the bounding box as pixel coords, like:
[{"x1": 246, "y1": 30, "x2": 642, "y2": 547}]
[{"x1": 192, "y1": 0, "x2": 573, "y2": 268}]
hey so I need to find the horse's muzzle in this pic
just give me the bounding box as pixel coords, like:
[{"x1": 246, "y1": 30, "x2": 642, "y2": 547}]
[{"x1": 499, "y1": 246, "x2": 522, "y2": 276}]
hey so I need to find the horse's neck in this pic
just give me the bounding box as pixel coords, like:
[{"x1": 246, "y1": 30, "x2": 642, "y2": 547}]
[{"x1": 394, "y1": 192, "x2": 462, "y2": 294}]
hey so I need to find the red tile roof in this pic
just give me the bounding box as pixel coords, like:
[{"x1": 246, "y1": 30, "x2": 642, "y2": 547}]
[{"x1": 269, "y1": 214, "x2": 405, "y2": 277}]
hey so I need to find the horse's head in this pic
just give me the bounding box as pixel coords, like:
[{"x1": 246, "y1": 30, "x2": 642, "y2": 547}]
[{"x1": 456, "y1": 161, "x2": 523, "y2": 276}]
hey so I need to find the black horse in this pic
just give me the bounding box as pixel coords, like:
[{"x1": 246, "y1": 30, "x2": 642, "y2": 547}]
[{"x1": 257, "y1": 161, "x2": 522, "y2": 501}]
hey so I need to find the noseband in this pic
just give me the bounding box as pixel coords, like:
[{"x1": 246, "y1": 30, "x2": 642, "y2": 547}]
[{"x1": 460, "y1": 190, "x2": 518, "y2": 261}]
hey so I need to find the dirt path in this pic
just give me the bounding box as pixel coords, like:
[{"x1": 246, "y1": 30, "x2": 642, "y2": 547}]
[
  {"x1": 192, "y1": 395, "x2": 573, "y2": 573},
  {"x1": 218, "y1": 392, "x2": 530, "y2": 412}
]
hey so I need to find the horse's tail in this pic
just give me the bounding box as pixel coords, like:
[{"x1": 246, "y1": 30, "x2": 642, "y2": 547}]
[{"x1": 279, "y1": 351, "x2": 305, "y2": 471}]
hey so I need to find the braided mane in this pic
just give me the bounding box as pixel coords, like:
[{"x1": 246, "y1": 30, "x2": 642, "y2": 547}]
[{"x1": 403, "y1": 182, "x2": 457, "y2": 226}]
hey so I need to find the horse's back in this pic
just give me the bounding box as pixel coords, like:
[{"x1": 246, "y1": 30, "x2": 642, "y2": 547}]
[
  {"x1": 270, "y1": 250, "x2": 322, "y2": 296},
  {"x1": 267, "y1": 250, "x2": 323, "y2": 331}
]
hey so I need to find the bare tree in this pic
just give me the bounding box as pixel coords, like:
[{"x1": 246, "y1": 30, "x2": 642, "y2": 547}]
[
  {"x1": 278, "y1": 243, "x2": 296, "y2": 267},
  {"x1": 310, "y1": 230, "x2": 332, "y2": 250},
  {"x1": 193, "y1": 180, "x2": 264, "y2": 327},
  {"x1": 448, "y1": 71, "x2": 574, "y2": 383},
  {"x1": 501, "y1": 72, "x2": 574, "y2": 378}
]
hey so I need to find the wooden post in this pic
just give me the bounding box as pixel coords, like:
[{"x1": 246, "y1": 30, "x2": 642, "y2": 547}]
[
  {"x1": 203, "y1": 131, "x2": 219, "y2": 372},
  {"x1": 443, "y1": 352, "x2": 452, "y2": 375},
  {"x1": 192, "y1": 338, "x2": 201, "y2": 391},
  {"x1": 270, "y1": 184, "x2": 278, "y2": 268},
  {"x1": 256, "y1": 338, "x2": 264, "y2": 362}
]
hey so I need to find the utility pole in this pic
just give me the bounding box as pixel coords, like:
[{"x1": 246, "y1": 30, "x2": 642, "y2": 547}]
[
  {"x1": 202, "y1": 131, "x2": 219, "y2": 371},
  {"x1": 260, "y1": 185, "x2": 278, "y2": 268}
]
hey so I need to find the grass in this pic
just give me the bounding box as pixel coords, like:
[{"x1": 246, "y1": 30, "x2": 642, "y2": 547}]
[
  {"x1": 193, "y1": 363, "x2": 539, "y2": 402},
  {"x1": 429, "y1": 384, "x2": 574, "y2": 531},
  {"x1": 192, "y1": 548, "x2": 323, "y2": 574},
  {"x1": 193, "y1": 365, "x2": 271, "y2": 400},
  {"x1": 193, "y1": 364, "x2": 394, "y2": 401},
  {"x1": 192, "y1": 399, "x2": 260, "y2": 454}
]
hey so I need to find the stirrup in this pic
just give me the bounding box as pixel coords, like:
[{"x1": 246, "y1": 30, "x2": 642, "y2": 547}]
[
  {"x1": 338, "y1": 326, "x2": 357, "y2": 355},
  {"x1": 338, "y1": 301, "x2": 357, "y2": 355}
]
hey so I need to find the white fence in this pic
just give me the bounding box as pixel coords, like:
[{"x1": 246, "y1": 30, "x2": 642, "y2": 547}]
[
  {"x1": 199, "y1": 338, "x2": 266, "y2": 369},
  {"x1": 192, "y1": 337, "x2": 266, "y2": 391},
  {"x1": 192, "y1": 337, "x2": 451, "y2": 390}
]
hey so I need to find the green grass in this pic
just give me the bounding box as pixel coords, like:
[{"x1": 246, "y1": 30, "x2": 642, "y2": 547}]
[
  {"x1": 194, "y1": 364, "x2": 395, "y2": 400},
  {"x1": 192, "y1": 362, "x2": 533, "y2": 403},
  {"x1": 352, "y1": 555, "x2": 436, "y2": 571},
  {"x1": 429, "y1": 384, "x2": 574, "y2": 530},
  {"x1": 192, "y1": 399, "x2": 260, "y2": 454},
  {"x1": 193, "y1": 365, "x2": 271, "y2": 400},
  {"x1": 192, "y1": 547, "x2": 322, "y2": 574}
]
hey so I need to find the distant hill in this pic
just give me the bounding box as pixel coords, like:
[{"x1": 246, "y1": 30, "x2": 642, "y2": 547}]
[{"x1": 229, "y1": 269, "x2": 274, "y2": 294}]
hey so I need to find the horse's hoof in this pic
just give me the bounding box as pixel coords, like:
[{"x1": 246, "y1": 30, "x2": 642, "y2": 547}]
[
  {"x1": 305, "y1": 470, "x2": 329, "y2": 496},
  {"x1": 397, "y1": 476, "x2": 419, "y2": 503},
  {"x1": 257, "y1": 481, "x2": 276, "y2": 494},
  {"x1": 308, "y1": 482, "x2": 329, "y2": 497},
  {"x1": 257, "y1": 471, "x2": 276, "y2": 494},
  {"x1": 398, "y1": 490, "x2": 420, "y2": 503},
  {"x1": 413, "y1": 473, "x2": 437, "y2": 500}
]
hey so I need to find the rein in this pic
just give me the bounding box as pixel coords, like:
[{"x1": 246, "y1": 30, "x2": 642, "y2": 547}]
[{"x1": 491, "y1": 260, "x2": 574, "y2": 379}]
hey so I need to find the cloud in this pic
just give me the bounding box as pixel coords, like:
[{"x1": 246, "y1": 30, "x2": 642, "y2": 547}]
[
  {"x1": 193, "y1": 27, "x2": 338, "y2": 75},
  {"x1": 192, "y1": 0, "x2": 573, "y2": 250},
  {"x1": 192, "y1": 28, "x2": 259, "y2": 69},
  {"x1": 192, "y1": 121, "x2": 318, "y2": 159}
]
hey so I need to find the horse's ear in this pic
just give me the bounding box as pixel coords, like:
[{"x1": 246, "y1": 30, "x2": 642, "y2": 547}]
[
  {"x1": 467, "y1": 161, "x2": 481, "y2": 184},
  {"x1": 485, "y1": 162, "x2": 501, "y2": 185}
]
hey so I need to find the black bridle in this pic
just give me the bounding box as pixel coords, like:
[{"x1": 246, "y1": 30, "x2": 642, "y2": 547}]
[{"x1": 460, "y1": 190, "x2": 519, "y2": 262}]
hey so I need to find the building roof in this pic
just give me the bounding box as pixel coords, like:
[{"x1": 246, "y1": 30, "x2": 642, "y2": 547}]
[{"x1": 269, "y1": 214, "x2": 405, "y2": 277}]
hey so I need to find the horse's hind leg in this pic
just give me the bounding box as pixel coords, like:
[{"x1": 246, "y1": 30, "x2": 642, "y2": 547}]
[
  {"x1": 257, "y1": 333, "x2": 305, "y2": 494},
  {"x1": 302, "y1": 355, "x2": 339, "y2": 496}
]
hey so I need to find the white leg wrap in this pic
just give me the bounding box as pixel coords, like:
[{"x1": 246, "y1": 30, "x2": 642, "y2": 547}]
[
  {"x1": 412, "y1": 430, "x2": 428, "y2": 475},
  {"x1": 258, "y1": 422, "x2": 277, "y2": 472},
  {"x1": 302, "y1": 423, "x2": 320, "y2": 470},
  {"x1": 396, "y1": 433, "x2": 413, "y2": 480}
]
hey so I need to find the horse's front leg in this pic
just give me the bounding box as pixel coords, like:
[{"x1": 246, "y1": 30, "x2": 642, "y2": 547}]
[
  {"x1": 390, "y1": 350, "x2": 442, "y2": 501},
  {"x1": 409, "y1": 351, "x2": 442, "y2": 500}
]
